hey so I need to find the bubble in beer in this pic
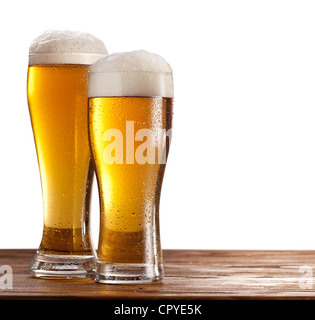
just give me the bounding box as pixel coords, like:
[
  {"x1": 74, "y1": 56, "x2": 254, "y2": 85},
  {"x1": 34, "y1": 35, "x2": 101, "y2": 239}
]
[
  {"x1": 90, "y1": 50, "x2": 172, "y2": 73},
  {"x1": 29, "y1": 30, "x2": 108, "y2": 65},
  {"x1": 88, "y1": 50, "x2": 174, "y2": 98}
]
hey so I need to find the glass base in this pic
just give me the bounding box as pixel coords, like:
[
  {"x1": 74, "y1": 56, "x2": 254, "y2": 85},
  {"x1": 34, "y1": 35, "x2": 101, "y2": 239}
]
[
  {"x1": 29, "y1": 251, "x2": 96, "y2": 279},
  {"x1": 95, "y1": 262, "x2": 164, "y2": 284}
]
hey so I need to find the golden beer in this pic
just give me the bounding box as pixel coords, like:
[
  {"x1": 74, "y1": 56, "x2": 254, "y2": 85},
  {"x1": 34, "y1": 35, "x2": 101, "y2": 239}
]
[
  {"x1": 88, "y1": 50, "x2": 174, "y2": 283},
  {"x1": 27, "y1": 64, "x2": 93, "y2": 254},
  {"x1": 27, "y1": 30, "x2": 107, "y2": 278},
  {"x1": 89, "y1": 97, "x2": 173, "y2": 264}
]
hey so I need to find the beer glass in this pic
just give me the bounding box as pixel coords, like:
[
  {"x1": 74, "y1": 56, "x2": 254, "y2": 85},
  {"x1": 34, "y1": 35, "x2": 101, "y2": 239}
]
[
  {"x1": 27, "y1": 30, "x2": 107, "y2": 278},
  {"x1": 88, "y1": 50, "x2": 173, "y2": 283}
]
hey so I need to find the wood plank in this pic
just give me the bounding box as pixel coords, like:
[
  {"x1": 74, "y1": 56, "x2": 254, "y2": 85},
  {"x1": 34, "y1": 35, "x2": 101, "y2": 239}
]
[{"x1": 0, "y1": 249, "x2": 315, "y2": 299}]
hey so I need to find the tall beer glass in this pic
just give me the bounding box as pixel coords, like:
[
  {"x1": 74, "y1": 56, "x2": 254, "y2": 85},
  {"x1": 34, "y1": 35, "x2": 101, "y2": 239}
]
[
  {"x1": 27, "y1": 30, "x2": 107, "y2": 278},
  {"x1": 88, "y1": 50, "x2": 173, "y2": 283}
]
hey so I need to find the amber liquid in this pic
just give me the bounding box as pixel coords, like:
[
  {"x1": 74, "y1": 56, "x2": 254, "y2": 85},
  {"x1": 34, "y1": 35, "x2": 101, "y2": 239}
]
[
  {"x1": 89, "y1": 97, "x2": 173, "y2": 264},
  {"x1": 27, "y1": 64, "x2": 94, "y2": 255}
]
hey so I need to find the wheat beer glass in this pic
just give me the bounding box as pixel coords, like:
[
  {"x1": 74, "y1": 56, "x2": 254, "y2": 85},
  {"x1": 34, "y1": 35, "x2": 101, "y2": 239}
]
[
  {"x1": 27, "y1": 30, "x2": 107, "y2": 278},
  {"x1": 88, "y1": 50, "x2": 173, "y2": 283}
]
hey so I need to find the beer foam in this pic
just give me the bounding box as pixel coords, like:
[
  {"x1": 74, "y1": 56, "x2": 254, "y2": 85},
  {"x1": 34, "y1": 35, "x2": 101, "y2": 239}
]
[
  {"x1": 88, "y1": 50, "x2": 174, "y2": 98},
  {"x1": 29, "y1": 30, "x2": 108, "y2": 65}
]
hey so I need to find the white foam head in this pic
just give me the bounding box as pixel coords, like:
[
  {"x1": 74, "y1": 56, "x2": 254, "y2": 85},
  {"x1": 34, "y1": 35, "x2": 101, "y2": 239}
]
[
  {"x1": 88, "y1": 50, "x2": 173, "y2": 98},
  {"x1": 29, "y1": 30, "x2": 108, "y2": 65}
]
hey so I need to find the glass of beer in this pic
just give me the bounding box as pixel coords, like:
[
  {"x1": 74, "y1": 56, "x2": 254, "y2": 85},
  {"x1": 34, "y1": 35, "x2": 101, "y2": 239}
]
[
  {"x1": 88, "y1": 50, "x2": 173, "y2": 283},
  {"x1": 27, "y1": 30, "x2": 107, "y2": 278}
]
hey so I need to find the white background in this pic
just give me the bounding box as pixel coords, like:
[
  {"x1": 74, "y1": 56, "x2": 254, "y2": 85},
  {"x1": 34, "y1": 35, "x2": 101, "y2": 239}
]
[{"x1": 1, "y1": 0, "x2": 315, "y2": 250}]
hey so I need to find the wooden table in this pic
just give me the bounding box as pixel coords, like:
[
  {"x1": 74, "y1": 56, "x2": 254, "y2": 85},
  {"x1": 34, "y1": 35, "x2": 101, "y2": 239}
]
[{"x1": 1, "y1": 249, "x2": 315, "y2": 300}]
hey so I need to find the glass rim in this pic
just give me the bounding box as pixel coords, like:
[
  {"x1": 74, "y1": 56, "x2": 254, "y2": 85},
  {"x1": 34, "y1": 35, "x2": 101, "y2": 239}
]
[
  {"x1": 28, "y1": 52, "x2": 107, "y2": 66},
  {"x1": 88, "y1": 70, "x2": 173, "y2": 75},
  {"x1": 28, "y1": 52, "x2": 106, "y2": 56}
]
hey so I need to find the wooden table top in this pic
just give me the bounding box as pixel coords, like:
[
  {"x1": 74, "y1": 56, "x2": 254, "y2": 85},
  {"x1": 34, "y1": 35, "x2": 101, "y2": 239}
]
[{"x1": 1, "y1": 249, "x2": 315, "y2": 300}]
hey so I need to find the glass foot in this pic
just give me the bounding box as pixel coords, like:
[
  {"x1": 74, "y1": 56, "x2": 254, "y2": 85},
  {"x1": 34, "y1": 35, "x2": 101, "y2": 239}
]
[
  {"x1": 95, "y1": 262, "x2": 164, "y2": 284},
  {"x1": 29, "y1": 251, "x2": 96, "y2": 279}
]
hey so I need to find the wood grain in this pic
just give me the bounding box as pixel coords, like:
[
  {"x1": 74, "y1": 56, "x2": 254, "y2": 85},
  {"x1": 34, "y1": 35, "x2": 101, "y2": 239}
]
[{"x1": 1, "y1": 249, "x2": 315, "y2": 299}]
